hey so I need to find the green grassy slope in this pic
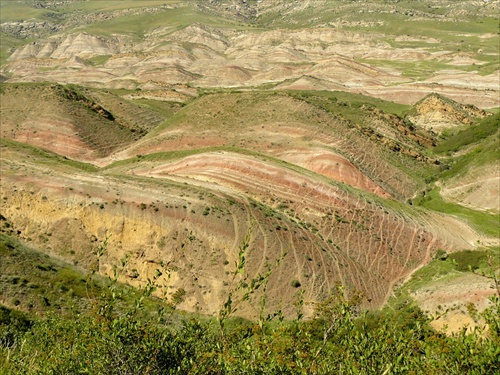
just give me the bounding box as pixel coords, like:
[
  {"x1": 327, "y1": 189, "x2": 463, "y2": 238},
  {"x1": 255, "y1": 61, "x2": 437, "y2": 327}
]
[
  {"x1": 0, "y1": 232, "x2": 101, "y2": 315},
  {"x1": 410, "y1": 113, "x2": 500, "y2": 235}
]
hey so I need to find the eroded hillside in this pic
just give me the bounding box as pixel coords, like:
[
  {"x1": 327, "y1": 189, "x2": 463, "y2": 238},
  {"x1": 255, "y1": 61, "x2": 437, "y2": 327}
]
[
  {"x1": 1, "y1": 0, "x2": 498, "y2": 321},
  {"x1": 1, "y1": 81, "x2": 497, "y2": 318},
  {"x1": 1, "y1": 0, "x2": 498, "y2": 107}
]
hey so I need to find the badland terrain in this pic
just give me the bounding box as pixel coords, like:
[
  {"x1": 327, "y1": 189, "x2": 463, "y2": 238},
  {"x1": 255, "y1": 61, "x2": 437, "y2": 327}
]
[{"x1": 0, "y1": 0, "x2": 499, "y2": 333}]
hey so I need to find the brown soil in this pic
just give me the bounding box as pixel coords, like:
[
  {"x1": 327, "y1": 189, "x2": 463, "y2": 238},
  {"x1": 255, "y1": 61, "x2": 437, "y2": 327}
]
[
  {"x1": 413, "y1": 273, "x2": 496, "y2": 334},
  {"x1": 3, "y1": 24, "x2": 498, "y2": 109},
  {"x1": 1, "y1": 1, "x2": 498, "y2": 318},
  {"x1": 440, "y1": 166, "x2": 500, "y2": 213}
]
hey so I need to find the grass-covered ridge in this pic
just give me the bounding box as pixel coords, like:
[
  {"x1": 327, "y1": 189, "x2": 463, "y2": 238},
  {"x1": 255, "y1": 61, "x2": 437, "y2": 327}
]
[
  {"x1": 0, "y1": 232, "x2": 102, "y2": 315},
  {"x1": 433, "y1": 112, "x2": 499, "y2": 155},
  {"x1": 409, "y1": 111, "x2": 500, "y2": 235},
  {"x1": 414, "y1": 187, "x2": 499, "y2": 237},
  {"x1": 0, "y1": 138, "x2": 99, "y2": 173},
  {"x1": 390, "y1": 246, "x2": 499, "y2": 300}
]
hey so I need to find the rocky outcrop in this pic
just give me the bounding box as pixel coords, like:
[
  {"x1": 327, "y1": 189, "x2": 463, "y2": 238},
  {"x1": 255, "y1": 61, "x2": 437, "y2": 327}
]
[
  {"x1": 197, "y1": 0, "x2": 258, "y2": 21},
  {"x1": 406, "y1": 93, "x2": 491, "y2": 132}
]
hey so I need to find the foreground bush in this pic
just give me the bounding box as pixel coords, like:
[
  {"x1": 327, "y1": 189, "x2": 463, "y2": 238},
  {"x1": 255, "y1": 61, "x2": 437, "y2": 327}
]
[
  {"x1": 1, "y1": 283, "x2": 499, "y2": 374},
  {"x1": 2, "y1": 241, "x2": 499, "y2": 374}
]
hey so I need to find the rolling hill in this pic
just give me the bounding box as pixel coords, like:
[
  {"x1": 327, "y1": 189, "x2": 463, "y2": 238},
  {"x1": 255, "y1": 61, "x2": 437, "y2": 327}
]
[{"x1": 0, "y1": 0, "x2": 498, "y2": 327}]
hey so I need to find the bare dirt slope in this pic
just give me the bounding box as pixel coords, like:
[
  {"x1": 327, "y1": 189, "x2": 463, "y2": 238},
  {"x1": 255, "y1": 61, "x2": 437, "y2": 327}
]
[
  {"x1": 0, "y1": 84, "x2": 168, "y2": 160},
  {"x1": 0, "y1": 139, "x2": 446, "y2": 316},
  {"x1": 1, "y1": 1, "x2": 498, "y2": 108},
  {"x1": 413, "y1": 272, "x2": 497, "y2": 333},
  {"x1": 1, "y1": 83, "x2": 497, "y2": 318},
  {"x1": 440, "y1": 165, "x2": 500, "y2": 213}
]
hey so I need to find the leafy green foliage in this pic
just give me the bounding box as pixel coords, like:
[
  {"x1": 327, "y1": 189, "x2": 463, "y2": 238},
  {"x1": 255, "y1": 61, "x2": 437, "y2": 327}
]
[
  {"x1": 0, "y1": 233, "x2": 101, "y2": 315},
  {"x1": 2, "y1": 240, "x2": 500, "y2": 374},
  {"x1": 0, "y1": 306, "x2": 32, "y2": 349}
]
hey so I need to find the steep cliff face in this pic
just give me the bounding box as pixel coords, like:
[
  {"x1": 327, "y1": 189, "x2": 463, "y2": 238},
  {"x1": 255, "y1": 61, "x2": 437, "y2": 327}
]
[{"x1": 1, "y1": 176, "x2": 245, "y2": 315}]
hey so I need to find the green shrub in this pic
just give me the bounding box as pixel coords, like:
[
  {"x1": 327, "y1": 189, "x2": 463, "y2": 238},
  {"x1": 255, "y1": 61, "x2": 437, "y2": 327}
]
[
  {"x1": 2, "y1": 238, "x2": 499, "y2": 374},
  {"x1": 448, "y1": 250, "x2": 489, "y2": 272},
  {"x1": 434, "y1": 249, "x2": 448, "y2": 260}
]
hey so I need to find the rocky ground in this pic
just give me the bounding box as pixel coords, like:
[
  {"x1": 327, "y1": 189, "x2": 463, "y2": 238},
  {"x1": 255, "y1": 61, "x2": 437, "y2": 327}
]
[{"x1": 413, "y1": 272, "x2": 497, "y2": 333}]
